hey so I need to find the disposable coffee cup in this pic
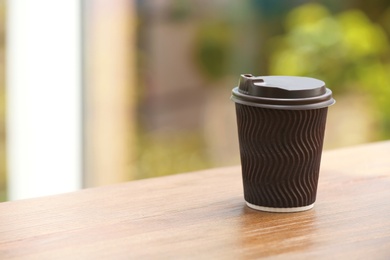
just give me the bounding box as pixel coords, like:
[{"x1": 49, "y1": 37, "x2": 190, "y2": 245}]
[{"x1": 231, "y1": 74, "x2": 335, "y2": 213}]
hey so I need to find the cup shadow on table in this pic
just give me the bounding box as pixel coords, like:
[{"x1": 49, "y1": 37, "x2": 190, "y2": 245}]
[{"x1": 237, "y1": 205, "x2": 317, "y2": 258}]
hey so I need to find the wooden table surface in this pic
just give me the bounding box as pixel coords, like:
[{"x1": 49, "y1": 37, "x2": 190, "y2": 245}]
[{"x1": 1, "y1": 141, "x2": 390, "y2": 259}]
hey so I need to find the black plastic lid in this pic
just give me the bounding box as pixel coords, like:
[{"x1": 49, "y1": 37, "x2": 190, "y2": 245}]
[{"x1": 231, "y1": 74, "x2": 335, "y2": 110}]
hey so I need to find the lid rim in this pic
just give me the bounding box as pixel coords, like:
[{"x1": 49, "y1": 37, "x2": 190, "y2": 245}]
[{"x1": 231, "y1": 87, "x2": 335, "y2": 110}]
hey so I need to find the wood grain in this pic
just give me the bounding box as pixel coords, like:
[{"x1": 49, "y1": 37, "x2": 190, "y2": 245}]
[{"x1": 1, "y1": 141, "x2": 390, "y2": 259}]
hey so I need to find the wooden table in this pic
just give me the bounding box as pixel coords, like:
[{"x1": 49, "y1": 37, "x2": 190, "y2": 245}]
[{"x1": 1, "y1": 141, "x2": 390, "y2": 259}]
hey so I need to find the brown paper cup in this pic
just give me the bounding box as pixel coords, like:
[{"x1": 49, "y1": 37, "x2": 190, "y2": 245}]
[{"x1": 231, "y1": 75, "x2": 335, "y2": 212}]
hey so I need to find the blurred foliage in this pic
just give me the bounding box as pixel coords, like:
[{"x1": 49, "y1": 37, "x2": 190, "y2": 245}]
[
  {"x1": 135, "y1": 131, "x2": 212, "y2": 179},
  {"x1": 192, "y1": 1, "x2": 265, "y2": 81},
  {"x1": 169, "y1": 0, "x2": 192, "y2": 22},
  {"x1": 194, "y1": 21, "x2": 233, "y2": 81},
  {"x1": 269, "y1": 3, "x2": 390, "y2": 138}
]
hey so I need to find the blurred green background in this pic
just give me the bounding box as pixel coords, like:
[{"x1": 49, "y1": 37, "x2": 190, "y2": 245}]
[{"x1": 1, "y1": 0, "x2": 390, "y2": 201}]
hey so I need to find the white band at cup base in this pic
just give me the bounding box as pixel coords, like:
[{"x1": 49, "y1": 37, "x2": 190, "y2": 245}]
[{"x1": 246, "y1": 201, "x2": 314, "y2": 213}]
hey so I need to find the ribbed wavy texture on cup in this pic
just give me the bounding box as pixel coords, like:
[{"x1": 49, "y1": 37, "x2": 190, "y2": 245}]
[{"x1": 235, "y1": 104, "x2": 328, "y2": 208}]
